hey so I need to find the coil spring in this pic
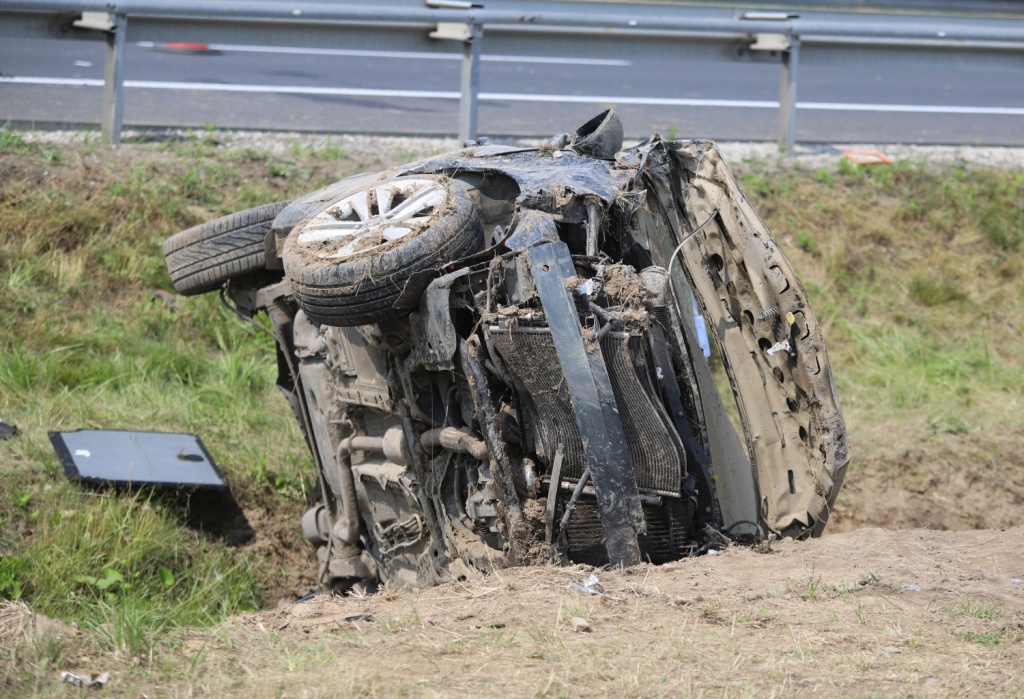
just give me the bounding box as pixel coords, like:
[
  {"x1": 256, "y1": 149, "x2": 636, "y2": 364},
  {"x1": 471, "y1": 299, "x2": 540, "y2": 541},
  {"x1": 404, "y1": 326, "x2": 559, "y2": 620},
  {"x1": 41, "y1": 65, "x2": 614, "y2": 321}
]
[{"x1": 758, "y1": 307, "x2": 779, "y2": 322}]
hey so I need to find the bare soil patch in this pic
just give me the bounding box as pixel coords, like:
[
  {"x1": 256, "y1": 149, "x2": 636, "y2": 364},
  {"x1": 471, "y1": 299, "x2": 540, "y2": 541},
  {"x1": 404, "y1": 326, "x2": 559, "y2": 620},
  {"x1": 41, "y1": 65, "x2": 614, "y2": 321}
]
[
  {"x1": 143, "y1": 527, "x2": 1024, "y2": 697},
  {"x1": 832, "y1": 429, "x2": 1024, "y2": 534}
]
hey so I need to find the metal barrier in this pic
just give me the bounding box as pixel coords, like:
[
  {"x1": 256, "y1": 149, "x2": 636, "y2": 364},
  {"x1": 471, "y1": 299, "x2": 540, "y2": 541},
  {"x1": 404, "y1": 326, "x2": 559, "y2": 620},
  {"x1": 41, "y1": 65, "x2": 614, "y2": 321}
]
[{"x1": 2, "y1": 0, "x2": 1024, "y2": 148}]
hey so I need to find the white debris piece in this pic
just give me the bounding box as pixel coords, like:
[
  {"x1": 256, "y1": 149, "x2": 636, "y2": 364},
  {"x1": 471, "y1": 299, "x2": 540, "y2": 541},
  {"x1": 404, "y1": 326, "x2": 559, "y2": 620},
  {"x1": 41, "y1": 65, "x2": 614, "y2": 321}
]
[
  {"x1": 765, "y1": 339, "x2": 791, "y2": 356},
  {"x1": 571, "y1": 616, "x2": 592, "y2": 633},
  {"x1": 59, "y1": 671, "x2": 110, "y2": 688},
  {"x1": 568, "y1": 574, "x2": 605, "y2": 596}
]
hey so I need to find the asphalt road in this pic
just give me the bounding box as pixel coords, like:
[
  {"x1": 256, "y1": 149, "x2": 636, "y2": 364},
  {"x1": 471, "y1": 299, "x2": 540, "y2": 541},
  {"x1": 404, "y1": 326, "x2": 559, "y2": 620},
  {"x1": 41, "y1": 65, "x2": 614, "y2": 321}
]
[{"x1": 2, "y1": 28, "x2": 1023, "y2": 145}]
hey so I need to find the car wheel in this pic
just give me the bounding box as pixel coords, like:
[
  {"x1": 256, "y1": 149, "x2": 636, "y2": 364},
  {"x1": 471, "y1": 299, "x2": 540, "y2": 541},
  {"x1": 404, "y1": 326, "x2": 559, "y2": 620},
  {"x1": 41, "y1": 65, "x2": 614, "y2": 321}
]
[
  {"x1": 163, "y1": 201, "x2": 290, "y2": 295},
  {"x1": 282, "y1": 176, "x2": 483, "y2": 327}
]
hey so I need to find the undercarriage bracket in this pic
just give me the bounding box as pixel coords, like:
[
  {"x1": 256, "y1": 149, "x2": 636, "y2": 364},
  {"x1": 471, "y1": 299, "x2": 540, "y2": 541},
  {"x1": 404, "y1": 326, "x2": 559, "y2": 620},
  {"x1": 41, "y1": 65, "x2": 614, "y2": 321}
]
[{"x1": 528, "y1": 240, "x2": 645, "y2": 566}]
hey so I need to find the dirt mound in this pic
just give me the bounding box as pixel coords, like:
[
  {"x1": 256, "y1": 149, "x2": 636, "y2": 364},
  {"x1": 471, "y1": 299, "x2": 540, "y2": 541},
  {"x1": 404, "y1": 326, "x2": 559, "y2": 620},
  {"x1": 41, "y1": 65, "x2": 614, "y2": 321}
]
[
  {"x1": 161, "y1": 527, "x2": 1024, "y2": 697},
  {"x1": 240, "y1": 501, "x2": 319, "y2": 603},
  {"x1": 831, "y1": 429, "x2": 1024, "y2": 534},
  {"x1": 0, "y1": 601, "x2": 80, "y2": 648}
]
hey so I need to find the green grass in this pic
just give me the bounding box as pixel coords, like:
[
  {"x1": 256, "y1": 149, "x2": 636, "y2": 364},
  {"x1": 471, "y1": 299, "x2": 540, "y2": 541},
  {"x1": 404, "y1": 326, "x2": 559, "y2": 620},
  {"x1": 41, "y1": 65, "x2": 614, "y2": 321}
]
[
  {"x1": 941, "y1": 598, "x2": 1000, "y2": 621},
  {"x1": 1, "y1": 126, "x2": 1023, "y2": 693},
  {"x1": 942, "y1": 597, "x2": 1005, "y2": 647},
  {"x1": 0, "y1": 129, "x2": 453, "y2": 689},
  {"x1": 0, "y1": 128, "x2": 371, "y2": 681},
  {"x1": 20, "y1": 490, "x2": 263, "y2": 657},
  {"x1": 742, "y1": 158, "x2": 1024, "y2": 435}
]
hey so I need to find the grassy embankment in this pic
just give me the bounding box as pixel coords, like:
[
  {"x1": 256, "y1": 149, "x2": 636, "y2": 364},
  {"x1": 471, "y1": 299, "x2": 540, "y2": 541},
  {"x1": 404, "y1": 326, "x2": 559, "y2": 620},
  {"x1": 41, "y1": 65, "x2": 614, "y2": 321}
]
[
  {"x1": 740, "y1": 158, "x2": 1023, "y2": 532},
  {"x1": 0, "y1": 128, "x2": 1021, "y2": 692},
  {"x1": 0, "y1": 128, "x2": 429, "y2": 687}
]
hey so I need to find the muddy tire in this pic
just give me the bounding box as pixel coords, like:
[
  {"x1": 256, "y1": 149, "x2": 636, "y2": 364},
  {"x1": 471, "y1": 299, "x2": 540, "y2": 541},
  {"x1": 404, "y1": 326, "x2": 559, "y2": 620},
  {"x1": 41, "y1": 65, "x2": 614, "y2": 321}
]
[
  {"x1": 282, "y1": 176, "x2": 483, "y2": 327},
  {"x1": 162, "y1": 201, "x2": 290, "y2": 296}
]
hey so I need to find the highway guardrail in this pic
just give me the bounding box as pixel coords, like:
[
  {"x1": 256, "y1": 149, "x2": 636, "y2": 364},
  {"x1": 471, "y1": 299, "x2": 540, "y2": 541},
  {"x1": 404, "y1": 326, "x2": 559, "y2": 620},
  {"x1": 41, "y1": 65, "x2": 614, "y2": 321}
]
[{"x1": 2, "y1": 0, "x2": 1023, "y2": 149}]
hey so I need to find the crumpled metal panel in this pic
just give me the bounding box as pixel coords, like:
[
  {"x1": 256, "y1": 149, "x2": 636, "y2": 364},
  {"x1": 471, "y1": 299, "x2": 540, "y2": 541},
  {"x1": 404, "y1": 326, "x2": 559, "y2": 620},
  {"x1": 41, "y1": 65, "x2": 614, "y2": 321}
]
[
  {"x1": 402, "y1": 148, "x2": 620, "y2": 215},
  {"x1": 657, "y1": 140, "x2": 850, "y2": 537},
  {"x1": 409, "y1": 268, "x2": 469, "y2": 371},
  {"x1": 503, "y1": 209, "x2": 560, "y2": 251}
]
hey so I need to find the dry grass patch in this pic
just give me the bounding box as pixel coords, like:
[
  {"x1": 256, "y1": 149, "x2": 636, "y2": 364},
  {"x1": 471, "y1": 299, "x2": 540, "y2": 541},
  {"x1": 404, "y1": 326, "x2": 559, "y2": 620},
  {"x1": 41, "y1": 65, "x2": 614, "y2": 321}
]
[{"x1": 12, "y1": 527, "x2": 1015, "y2": 698}]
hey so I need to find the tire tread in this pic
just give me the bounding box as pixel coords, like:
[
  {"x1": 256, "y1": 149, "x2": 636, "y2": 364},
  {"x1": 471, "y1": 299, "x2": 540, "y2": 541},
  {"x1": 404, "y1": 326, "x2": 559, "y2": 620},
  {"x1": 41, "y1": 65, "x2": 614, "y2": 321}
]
[{"x1": 163, "y1": 201, "x2": 289, "y2": 295}]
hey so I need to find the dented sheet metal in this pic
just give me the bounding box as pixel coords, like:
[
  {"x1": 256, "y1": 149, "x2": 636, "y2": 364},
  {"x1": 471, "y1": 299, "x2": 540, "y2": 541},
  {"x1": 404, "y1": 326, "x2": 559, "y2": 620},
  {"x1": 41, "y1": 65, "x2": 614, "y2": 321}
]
[
  {"x1": 667, "y1": 141, "x2": 849, "y2": 536},
  {"x1": 405, "y1": 147, "x2": 620, "y2": 215}
]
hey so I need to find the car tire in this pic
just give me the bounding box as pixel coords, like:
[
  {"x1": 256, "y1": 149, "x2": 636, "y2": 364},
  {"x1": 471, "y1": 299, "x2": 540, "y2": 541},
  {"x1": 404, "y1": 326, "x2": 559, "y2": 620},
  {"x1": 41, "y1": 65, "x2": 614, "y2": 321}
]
[
  {"x1": 162, "y1": 201, "x2": 291, "y2": 295},
  {"x1": 282, "y1": 176, "x2": 483, "y2": 327}
]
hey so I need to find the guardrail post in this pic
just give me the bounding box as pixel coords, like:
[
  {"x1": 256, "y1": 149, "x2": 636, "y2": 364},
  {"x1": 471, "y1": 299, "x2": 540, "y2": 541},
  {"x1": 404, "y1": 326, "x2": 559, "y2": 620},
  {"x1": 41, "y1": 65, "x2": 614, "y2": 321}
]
[
  {"x1": 459, "y1": 23, "x2": 482, "y2": 143},
  {"x1": 102, "y1": 13, "x2": 127, "y2": 144},
  {"x1": 778, "y1": 35, "x2": 800, "y2": 154}
]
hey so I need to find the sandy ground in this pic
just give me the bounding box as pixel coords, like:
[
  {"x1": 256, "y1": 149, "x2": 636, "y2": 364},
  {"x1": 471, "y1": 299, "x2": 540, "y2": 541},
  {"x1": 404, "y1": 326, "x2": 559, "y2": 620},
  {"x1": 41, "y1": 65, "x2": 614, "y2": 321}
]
[
  {"x1": 6, "y1": 527, "x2": 1019, "y2": 697},
  {"x1": 163, "y1": 527, "x2": 1024, "y2": 696}
]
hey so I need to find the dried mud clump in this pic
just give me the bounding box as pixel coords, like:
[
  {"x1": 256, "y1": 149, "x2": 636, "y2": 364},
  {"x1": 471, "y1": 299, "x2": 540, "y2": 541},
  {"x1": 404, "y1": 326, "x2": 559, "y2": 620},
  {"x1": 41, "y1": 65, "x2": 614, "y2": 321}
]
[{"x1": 602, "y1": 265, "x2": 649, "y2": 307}]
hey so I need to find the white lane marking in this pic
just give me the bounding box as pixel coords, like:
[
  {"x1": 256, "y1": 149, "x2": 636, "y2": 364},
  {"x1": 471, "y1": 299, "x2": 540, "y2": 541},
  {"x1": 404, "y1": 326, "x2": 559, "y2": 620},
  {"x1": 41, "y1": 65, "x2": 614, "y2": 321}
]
[
  {"x1": 488, "y1": 92, "x2": 779, "y2": 109},
  {"x1": 1, "y1": 77, "x2": 461, "y2": 99},
  {"x1": 73, "y1": 60, "x2": 93, "y2": 67},
  {"x1": 800, "y1": 101, "x2": 1024, "y2": 115},
  {"x1": 5, "y1": 76, "x2": 1024, "y2": 116},
  {"x1": 135, "y1": 41, "x2": 631, "y2": 66}
]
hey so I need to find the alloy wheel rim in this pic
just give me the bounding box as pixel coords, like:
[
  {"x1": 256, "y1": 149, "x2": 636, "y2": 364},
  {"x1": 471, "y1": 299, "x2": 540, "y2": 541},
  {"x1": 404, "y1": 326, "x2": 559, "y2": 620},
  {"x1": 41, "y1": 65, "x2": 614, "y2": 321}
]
[{"x1": 296, "y1": 178, "x2": 445, "y2": 259}]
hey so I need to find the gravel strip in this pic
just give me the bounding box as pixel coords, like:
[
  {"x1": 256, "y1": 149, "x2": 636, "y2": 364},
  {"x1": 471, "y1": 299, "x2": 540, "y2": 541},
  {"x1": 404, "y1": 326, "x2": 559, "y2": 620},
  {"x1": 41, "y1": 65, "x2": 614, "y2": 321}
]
[{"x1": 17, "y1": 128, "x2": 1024, "y2": 170}]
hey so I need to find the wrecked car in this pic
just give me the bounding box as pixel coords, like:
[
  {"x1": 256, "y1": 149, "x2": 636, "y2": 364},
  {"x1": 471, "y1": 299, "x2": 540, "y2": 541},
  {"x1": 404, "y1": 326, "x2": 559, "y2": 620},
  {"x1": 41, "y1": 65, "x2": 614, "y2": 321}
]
[{"x1": 163, "y1": 110, "x2": 848, "y2": 591}]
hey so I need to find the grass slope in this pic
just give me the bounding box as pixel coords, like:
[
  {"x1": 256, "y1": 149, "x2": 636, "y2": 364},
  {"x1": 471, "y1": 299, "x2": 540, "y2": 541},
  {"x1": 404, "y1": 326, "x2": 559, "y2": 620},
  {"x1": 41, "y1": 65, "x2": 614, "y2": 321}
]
[
  {"x1": 737, "y1": 160, "x2": 1024, "y2": 531},
  {"x1": 0, "y1": 129, "x2": 432, "y2": 685},
  {"x1": 0, "y1": 128, "x2": 1021, "y2": 694}
]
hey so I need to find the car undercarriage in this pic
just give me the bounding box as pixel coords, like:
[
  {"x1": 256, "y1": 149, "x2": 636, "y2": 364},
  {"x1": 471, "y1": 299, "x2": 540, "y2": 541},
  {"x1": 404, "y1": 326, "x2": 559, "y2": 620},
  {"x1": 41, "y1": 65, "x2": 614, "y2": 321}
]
[{"x1": 163, "y1": 111, "x2": 849, "y2": 592}]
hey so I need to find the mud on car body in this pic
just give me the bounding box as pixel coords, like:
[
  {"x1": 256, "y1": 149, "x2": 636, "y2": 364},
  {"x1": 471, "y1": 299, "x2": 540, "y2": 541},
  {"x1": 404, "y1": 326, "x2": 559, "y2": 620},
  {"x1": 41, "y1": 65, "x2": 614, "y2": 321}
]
[{"x1": 163, "y1": 111, "x2": 849, "y2": 591}]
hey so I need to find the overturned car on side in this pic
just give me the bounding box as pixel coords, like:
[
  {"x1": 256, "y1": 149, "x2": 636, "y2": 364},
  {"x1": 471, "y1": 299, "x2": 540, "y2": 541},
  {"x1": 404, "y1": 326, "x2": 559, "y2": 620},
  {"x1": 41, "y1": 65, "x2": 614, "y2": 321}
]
[{"x1": 163, "y1": 111, "x2": 848, "y2": 591}]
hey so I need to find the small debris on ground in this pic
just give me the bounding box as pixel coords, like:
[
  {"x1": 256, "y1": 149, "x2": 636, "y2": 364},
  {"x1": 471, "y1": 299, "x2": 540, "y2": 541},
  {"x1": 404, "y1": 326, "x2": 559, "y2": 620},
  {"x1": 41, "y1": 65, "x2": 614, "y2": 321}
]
[
  {"x1": 151, "y1": 289, "x2": 177, "y2": 308},
  {"x1": 571, "y1": 617, "x2": 592, "y2": 633},
  {"x1": 0, "y1": 421, "x2": 19, "y2": 440},
  {"x1": 58, "y1": 670, "x2": 110, "y2": 688},
  {"x1": 568, "y1": 574, "x2": 605, "y2": 596},
  {"x1": 841, "y1": 149, "x2": 893, "y2": 165}
]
